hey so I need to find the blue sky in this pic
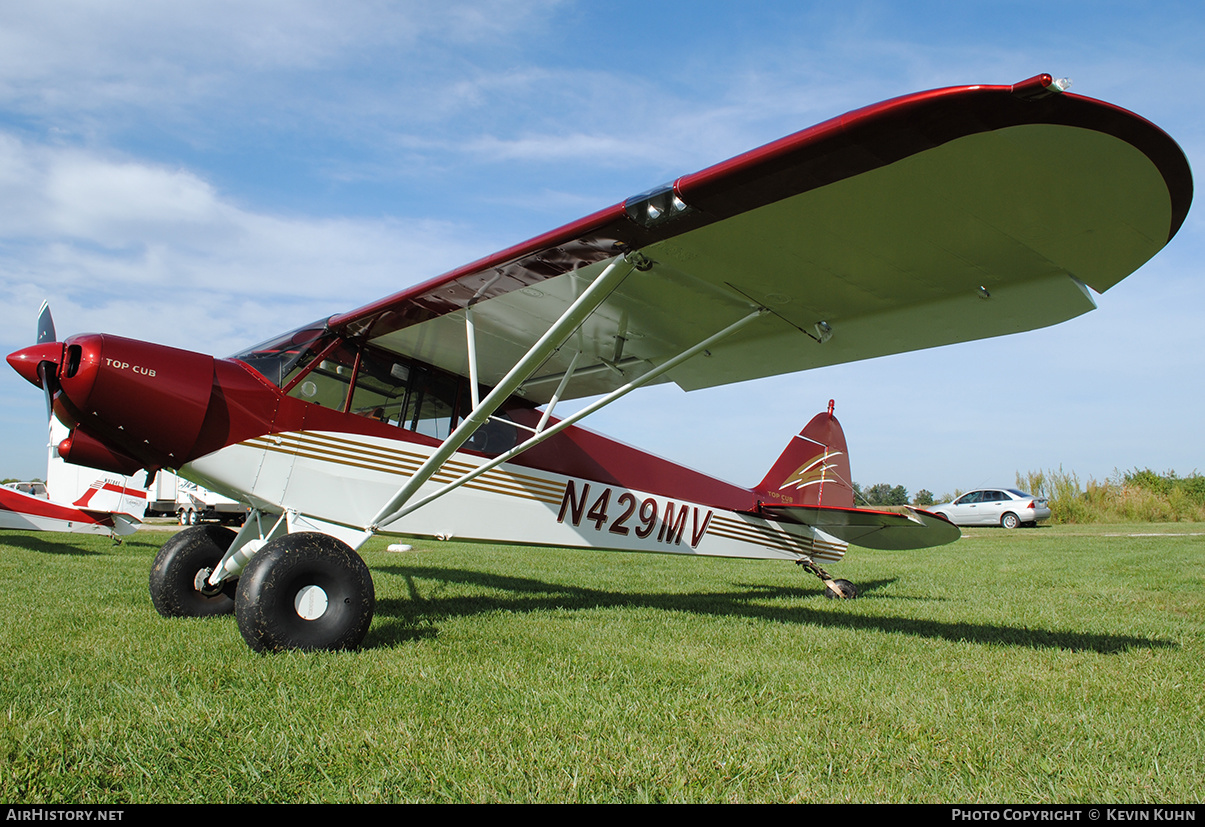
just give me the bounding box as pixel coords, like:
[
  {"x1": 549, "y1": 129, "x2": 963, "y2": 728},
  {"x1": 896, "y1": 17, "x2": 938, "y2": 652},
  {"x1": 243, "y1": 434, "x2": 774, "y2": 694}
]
[{"x1": 0, "y1": 0, "x2": 1200, "y2": 499}]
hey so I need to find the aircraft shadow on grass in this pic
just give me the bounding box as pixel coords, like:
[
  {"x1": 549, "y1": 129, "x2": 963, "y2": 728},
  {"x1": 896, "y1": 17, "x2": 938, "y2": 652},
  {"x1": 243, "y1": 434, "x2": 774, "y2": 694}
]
[
  {"x1": 1, "y1": 532, "x2": 163, "y2": 557},
  {"x1": 367, "y1": 564, "x2": 1177, "y2": 656},
  {"x1": 0, "y1": 533, "x2": 107, "y2": 556}
]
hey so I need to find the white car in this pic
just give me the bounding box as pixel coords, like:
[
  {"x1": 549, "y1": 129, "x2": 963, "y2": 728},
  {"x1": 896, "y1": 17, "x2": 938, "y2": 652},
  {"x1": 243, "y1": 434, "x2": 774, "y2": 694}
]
[{"x1": 931, "y1": 489, "x2": 1051, "y2": 528}]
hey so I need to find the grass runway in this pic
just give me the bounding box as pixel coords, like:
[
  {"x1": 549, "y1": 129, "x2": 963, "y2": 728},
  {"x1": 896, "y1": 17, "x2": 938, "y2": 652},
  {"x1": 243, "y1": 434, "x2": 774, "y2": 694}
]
[{"x1": 2, "y1": 524, "x2": 1202, "y2": 802}]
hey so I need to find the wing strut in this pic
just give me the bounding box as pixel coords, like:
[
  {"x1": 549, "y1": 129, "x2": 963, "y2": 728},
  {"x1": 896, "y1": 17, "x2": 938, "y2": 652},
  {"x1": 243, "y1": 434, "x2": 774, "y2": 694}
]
[
  {"x1": 464, "y1": 271, "x2": 503, "y2": 410},
  {"x1": 537, "y1": 350, "x2": 581, "y2": 432},
  {"x1": 370, "y1": 303, "x2": 769, "y2": 533},
  {"x1": 465, "y1": 307, "x2": 481, "y2": 409},
  {"x1": 363, "y1": 252, "x2": 643, "y2": 533}
]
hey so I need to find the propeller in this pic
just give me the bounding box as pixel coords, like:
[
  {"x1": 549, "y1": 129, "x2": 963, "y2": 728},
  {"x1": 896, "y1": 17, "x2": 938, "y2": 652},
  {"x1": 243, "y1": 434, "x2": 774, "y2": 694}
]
[
  {"x1": 36, "y1": 301, "x2": 56, "y2": 345},
  {"x1": 34, "y1": 302, "x2": 60, "y2": 422}
]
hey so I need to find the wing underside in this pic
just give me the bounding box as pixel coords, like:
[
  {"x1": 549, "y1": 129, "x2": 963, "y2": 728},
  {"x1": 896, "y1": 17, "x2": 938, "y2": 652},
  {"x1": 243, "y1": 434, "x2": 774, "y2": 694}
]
[{"x1": 330, "y1": 80, "x2": 1191, "y2": 404}]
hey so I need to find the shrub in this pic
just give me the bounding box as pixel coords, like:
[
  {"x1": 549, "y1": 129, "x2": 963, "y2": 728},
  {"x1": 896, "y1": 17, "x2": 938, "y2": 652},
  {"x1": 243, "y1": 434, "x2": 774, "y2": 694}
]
[{"x1": 1016, "y1": 467, "x2": 1205, "y2": 523}]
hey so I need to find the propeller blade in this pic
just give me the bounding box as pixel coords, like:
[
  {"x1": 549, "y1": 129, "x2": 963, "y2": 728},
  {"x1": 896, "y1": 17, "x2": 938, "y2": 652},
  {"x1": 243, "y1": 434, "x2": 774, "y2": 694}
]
[
  {"x1": 32, "y1": 303, "x2": 60, "y2": 422},
  {"x1": 37, "y1": 360, "x2": 57, "y2": 422},
  {"x1": 36, "y1": 301, "x2": 56, "y2": 345}
]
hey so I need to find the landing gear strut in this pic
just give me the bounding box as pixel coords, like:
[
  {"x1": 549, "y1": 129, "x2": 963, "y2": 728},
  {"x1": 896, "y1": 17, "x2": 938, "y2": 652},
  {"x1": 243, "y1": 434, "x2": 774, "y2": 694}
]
[{"x1": 796, "y1": 556, "x2": 858, "y2": 599}]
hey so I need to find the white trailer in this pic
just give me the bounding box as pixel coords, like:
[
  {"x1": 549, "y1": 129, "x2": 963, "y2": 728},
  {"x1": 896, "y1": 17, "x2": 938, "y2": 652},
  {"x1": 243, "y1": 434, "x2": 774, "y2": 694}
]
[{"x1": 147, "y1": 470, "x2": 246, "y2": 525}]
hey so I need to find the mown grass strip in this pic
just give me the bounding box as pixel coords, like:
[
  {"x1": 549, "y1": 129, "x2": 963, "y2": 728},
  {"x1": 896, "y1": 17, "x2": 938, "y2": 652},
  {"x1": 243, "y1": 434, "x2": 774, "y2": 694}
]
[{"x1": 1, "y1": 525, "x2": 1201, "y2": 802}]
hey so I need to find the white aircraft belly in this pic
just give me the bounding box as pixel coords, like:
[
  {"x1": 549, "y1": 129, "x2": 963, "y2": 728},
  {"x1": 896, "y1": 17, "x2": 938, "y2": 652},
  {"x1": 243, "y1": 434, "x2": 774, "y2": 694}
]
[{"x1": 0, "y1": 510, "x2": 112, "y2": 535}]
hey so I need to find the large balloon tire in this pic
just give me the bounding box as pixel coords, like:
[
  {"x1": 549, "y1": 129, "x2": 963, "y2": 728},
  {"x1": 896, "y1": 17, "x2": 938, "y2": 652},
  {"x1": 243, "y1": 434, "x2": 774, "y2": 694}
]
[
  {"x1": 149, "y1": 525, "x2": 238, "y2": 617},
  {"x1": 235, "y1": 532, "x2": 375, "y2": 653}
]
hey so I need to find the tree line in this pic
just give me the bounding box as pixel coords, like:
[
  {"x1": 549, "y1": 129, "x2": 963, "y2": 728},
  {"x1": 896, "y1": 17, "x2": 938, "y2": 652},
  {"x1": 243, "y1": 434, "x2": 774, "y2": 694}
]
[{"x1": 853, "y1": 482, "x2": 933, "y2": 507}]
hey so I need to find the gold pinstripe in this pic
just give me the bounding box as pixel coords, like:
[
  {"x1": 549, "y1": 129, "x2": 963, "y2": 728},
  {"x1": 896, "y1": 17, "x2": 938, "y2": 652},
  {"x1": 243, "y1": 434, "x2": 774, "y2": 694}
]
[
  {"x1": 238, "y1": 430, "x2": 846, "y2": 561},
  {"x1": 707, "y1": 514, "x2": 847, "y2": 562},
  {"x1": 245, "y1": 431, "x2": 563, "y2": 504}
]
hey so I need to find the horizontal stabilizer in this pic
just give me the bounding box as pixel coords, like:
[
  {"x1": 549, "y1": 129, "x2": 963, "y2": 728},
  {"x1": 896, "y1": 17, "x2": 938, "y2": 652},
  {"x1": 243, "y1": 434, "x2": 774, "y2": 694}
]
[
  {"x1": 82, "y1": 510, "x2": 141, "y2": 537},
  {"x1": 761, "y1": 504, "x2": 960, "y2": 550}
]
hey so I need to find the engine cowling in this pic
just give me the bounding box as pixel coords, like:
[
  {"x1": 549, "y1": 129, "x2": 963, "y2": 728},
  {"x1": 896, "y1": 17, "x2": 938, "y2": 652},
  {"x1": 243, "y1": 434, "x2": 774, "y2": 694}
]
[
  {"x1": 56, "y1": 427, "x2": 146, "y2": 477},
  {"x1": 9, "y1": 333, "x2": 216, "y2": 470}
]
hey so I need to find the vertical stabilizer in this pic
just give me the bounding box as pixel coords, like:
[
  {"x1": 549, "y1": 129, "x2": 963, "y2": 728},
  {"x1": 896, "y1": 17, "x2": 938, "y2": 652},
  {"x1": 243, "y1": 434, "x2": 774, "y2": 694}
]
[{"x1": 755, "y1": 400, "x2": 854, "y2": 508}]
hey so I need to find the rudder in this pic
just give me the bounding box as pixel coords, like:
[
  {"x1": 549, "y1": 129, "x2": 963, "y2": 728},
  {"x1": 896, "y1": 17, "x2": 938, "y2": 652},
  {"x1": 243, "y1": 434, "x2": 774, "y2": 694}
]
[{"x1": 755, "y1": 400, "x2": 854, "y2": 508}]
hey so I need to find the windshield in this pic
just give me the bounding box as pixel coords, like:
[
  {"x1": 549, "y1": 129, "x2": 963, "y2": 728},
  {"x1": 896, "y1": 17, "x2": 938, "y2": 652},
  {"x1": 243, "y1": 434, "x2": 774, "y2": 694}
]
[
  {"x1": 233, "y1": 325, "x2": 525, "y2": 451},
  {"x1": 232, "y1": 321, "x2": 330, "y2": 388}
]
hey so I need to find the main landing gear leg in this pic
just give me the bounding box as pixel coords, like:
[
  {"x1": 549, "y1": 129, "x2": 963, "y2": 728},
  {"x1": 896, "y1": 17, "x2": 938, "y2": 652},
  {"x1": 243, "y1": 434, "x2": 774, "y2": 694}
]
[{"x1": 796, "y1": 556, "x2": 858, "y2": 599}]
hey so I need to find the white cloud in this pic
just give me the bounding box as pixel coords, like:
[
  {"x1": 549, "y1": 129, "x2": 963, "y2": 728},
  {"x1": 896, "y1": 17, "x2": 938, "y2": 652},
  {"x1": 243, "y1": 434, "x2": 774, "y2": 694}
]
[
  {"x1": 0, "y1": 133, "x2": 487, "y2": 357},
  {"x1": 0, "y1": 1, "x2": 566, "y2": 115}
]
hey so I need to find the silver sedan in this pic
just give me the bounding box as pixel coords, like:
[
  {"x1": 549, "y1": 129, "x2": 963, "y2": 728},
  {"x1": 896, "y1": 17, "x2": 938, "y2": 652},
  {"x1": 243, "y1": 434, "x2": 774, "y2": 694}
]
[{"x1": 931, "y1": 489, "x2": 1051, "y2": 528}]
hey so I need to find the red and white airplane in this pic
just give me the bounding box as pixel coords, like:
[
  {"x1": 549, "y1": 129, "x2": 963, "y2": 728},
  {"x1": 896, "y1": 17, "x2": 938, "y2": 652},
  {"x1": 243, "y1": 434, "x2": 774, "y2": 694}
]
[
  {"x1": 7, "y1": 75, "x2": 1192, "y2": 652},
  {"x1": 0, "y1": 425, "x2": 148, "y2": 539},
  {"x1": 1, "y1": 305, "x2": 148, "y2": 539},
  {"x1": 0, "y1": 487, "x2": 125, "y2": 537}
]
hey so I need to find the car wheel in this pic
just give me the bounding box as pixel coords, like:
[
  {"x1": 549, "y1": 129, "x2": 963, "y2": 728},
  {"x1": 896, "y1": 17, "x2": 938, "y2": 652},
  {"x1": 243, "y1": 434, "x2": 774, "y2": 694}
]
[{"x1": 1001, "y1": 512, "x2": 1020, "y2": 529}]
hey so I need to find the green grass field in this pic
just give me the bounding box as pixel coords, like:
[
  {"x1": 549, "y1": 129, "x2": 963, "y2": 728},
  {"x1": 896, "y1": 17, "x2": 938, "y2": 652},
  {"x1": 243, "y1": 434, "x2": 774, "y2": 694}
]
[{"x1": 2, "y1": 524, "x2": 1202, "y2": 803}]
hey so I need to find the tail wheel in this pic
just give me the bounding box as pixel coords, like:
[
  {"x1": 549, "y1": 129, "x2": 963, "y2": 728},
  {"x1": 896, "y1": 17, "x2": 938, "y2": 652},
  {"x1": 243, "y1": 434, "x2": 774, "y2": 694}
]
[
  {"x1": 149, "y1": 525, "x2": 238, "y2": 617},
  {"x1": 1001, "y1": 512, "x2": 1020, "y2": 529},
  {"x1": 797, "y1": 557, "x2": 858, "y2": 600},
  {"x1": 824, "y1": 579, "x2": 858, "y2": 599},
  {"x1": 235, "y1": 532, "x2": 375, "y2": 653}
]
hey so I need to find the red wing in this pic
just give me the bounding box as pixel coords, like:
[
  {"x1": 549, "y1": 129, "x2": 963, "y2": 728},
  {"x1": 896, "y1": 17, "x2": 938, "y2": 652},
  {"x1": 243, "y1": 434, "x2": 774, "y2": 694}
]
[{"x1": 322, "y1": 76, "x2": 1190, "y2": 404}]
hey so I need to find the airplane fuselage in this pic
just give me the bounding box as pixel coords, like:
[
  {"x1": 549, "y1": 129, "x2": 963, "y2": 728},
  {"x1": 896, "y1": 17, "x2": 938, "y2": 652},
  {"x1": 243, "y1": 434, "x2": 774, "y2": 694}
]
[
  {"x1": 183, "y1": 423, "x2": 845, "y2": 564},
  {"x1": 8, "y1": 327, "x2": 847, "y2": 565}
]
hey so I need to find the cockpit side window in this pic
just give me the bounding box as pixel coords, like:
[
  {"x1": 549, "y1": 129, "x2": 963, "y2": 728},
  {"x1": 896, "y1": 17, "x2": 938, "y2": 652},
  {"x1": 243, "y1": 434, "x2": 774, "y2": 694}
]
[
  {"x1": 239, "y1": 327, "x2": 470, "y2": 437},
  {"x1": 284, "y1": 338, "x2": 359, "y2": 409},
  {"x1": 350, "y1": 346, "x2": 463, "y2": 440},
  {"x1": 349, "y1": 348, "x2": 411, "y2": 425}
]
